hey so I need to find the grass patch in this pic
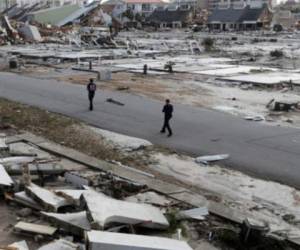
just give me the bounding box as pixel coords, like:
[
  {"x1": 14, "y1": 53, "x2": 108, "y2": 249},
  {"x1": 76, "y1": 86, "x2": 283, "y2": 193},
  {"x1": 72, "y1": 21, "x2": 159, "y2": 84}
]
[
  {"x1": 0, "y1": 98, "x2": 118, "y2": 161},
  {"x1": 0, "y1": 98, "x2": 196, "y2": 191},
  {"x1": 249, "y1": 69, "x2": 272, "y2": 73}
]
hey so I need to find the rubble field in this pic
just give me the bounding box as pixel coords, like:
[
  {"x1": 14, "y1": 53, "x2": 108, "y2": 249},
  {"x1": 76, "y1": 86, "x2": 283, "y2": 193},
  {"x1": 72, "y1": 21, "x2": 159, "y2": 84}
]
[{"x1": 3, "y1": 29, "x2": 300, "y2": 129}]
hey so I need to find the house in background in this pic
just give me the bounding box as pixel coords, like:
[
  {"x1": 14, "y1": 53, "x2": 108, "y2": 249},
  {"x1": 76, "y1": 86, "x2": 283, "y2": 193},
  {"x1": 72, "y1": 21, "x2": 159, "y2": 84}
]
[
  {"x1": 208, "y1": 2, "x2": 273, "y2": 31},
  {"x1": 101, "y1": 0, "x2": 166, "y2": 20},
  {"x1": 147, "y1": 5, "x2": 194, "y2": 28},
  {"x1": 124, "y1": 0, "x2": 166, "y2": 17}
]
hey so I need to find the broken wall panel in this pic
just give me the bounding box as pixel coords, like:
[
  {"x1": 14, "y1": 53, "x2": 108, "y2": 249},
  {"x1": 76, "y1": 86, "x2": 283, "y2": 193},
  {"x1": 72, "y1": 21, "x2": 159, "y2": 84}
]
[
  {"x1": 25, "y1": 183, "x2": 71, "y2": 212},
  {"x1": 5, "y1": 163, "x2": 64, "y2": 175},
  {"x1": 0, "y1": 163, "x2": 13, "y2": 186},
  {"x1": 7, "y1": 240, "x2": 29, "y2": 250},
  {"x1": 38, "y1": 239, "x2": 78, "y2": 250},
  {"x1": 86, "y1": 231, "x2": 193, "y2": 250},
  {"x1": 82, "y1": 189, "x2": 169, "y2": 230},
  {"x1": 42, "y1": 211, "x2": 91, "y2": 236},
  {"x1": 55, "y1": 189, "x2": 87, "y2": 206},
  {"x1": 14, "y1": 191, "x2": 43, "y2": 210},
  {"x1": 0, "y1": 156, "x2": 35, "y2": 166}
]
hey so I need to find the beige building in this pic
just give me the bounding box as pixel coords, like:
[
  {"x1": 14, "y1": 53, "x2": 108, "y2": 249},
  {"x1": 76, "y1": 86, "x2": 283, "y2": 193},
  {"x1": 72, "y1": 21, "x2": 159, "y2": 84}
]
[{"x1": 273, "y1": 10, "x2": 295, "y2": 29}]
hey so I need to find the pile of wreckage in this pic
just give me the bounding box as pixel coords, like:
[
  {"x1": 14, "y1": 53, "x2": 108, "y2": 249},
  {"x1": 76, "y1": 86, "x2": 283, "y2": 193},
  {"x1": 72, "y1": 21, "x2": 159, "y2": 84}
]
[
  {"x1": 0, "y1": 1, "x2": 114, "y2": 46},
  {"x1": 0, "y1": 134, "x2": 210, "y2": 250}
]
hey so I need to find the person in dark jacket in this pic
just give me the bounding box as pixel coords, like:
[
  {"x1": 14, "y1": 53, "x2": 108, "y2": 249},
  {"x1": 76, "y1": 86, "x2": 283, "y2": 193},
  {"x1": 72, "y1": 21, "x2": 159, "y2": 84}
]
[
  {"x1": 160, "y1": 99, "x2": 173, "y2": 137},
  {"x1": 87, "y1": 78, "x2": 97, "y2": 111}
]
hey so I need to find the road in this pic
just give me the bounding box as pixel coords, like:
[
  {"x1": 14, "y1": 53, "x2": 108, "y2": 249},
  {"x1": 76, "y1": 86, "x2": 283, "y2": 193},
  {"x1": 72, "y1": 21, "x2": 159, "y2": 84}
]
[{"x1": 1, "y1": 72, "x2": 300, "y2": 188}]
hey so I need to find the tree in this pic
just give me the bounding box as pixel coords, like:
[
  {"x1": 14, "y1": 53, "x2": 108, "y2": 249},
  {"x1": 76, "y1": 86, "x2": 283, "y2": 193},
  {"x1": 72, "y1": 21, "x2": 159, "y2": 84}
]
[
  {"x1": 270, "y1": 49, "x2": 283, "y2": 58},
  {"x1": 273, "y1": 24, "x2": 283, "y2": 32}
]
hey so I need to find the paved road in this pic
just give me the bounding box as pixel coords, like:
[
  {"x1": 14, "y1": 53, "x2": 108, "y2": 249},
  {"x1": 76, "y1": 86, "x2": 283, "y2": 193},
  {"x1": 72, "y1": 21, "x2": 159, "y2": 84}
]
[{"x1": 1, "y1": 72, "x2": 300, "y2": 188}]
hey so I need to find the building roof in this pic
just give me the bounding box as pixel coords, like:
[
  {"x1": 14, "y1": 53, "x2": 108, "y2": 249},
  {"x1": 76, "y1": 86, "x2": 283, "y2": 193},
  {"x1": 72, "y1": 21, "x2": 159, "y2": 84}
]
[
  {"x1": 30, "y1": 3, "x2": 99, "y2": 27},
  {"x1": 30, "y1": 4, "x2": 81, "y2": 25},
  {"x1": 208, "y1": 4, "x2": 269, "y2": 23},
  {"x1": 124, "y1": 0, "x2": 165, "y2": 4},
  {"x1": 147, "y1": 7, "x2": 192, "y2": 23},
  {"x1": 101, "y1": 0, "x2": 125, "y2": 5}
]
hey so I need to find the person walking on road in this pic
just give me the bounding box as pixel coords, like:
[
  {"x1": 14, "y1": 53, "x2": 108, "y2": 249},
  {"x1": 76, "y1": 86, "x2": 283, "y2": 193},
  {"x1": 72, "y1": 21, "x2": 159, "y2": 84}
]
[
  {"x1": 160, "y1": 99, "x2": 173, "y2": 137},
  {"x1": 87, "y1": 78, "x2": 97, "y2": 111}
]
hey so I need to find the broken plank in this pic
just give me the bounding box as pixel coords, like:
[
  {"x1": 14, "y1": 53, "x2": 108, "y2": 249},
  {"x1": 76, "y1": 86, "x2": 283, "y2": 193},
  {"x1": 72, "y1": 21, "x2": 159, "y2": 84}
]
[{"x1": 14, "y1": 221, "x2": 57, "y2": 236}]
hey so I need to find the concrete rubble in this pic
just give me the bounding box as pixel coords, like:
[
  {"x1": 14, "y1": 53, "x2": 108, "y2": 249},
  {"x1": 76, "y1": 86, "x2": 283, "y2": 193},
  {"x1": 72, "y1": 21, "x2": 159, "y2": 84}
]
[
  {"x1": 86, "y1": 231, "x2": 194, "y2": 250},
  {"x1": 25, "y1": 183, "x2": 71, "y2": 212},
  {"x1": 82, "y1": 189, "x2": 169, "y2": 229},
  {"x1": 5, "y1": 162, "x2": 64, "y2": 175},
  {"x1": 0, "y1": 135, "x2": 197, "y2": 249},
  {"x1": 5, "y1": 240, "x2": 29, "y2": 250},
  {"x1": 125, "y1": 191, "x2": 173, "y2": 207},
  {"x1": 14, "y1": 191, "x2": 43, "y2": 210},
  {"x1": 0, "y1": 164, "x2": 13, "y2": 186},
  {"x1": 195, "y1": 154, "x2": 229, "y2": 164},
  {"x1": 0, "y1": 129, "x2": 298, "y2": 248},
  {"x1": 178, "y1": 207, "x2": 209, "y2": 221},
  {"x1": 55, "y1": 189, "x2": 87, "y2": 206},
  {"x1": 42, "y1": 211, "x2": 91, "y2": 235},
  {"x1": 0, "y1": 137, "x2": 8, "y2": 152},
  {"x1": 38, "y1": 239, "x2": 78, "y2": 250},
  {"x1": 14, "y1": 221, "x2": 57, "y2": 236},
  {"x1": 0, "y1": 156, "x2": 35, "y2": 166}
]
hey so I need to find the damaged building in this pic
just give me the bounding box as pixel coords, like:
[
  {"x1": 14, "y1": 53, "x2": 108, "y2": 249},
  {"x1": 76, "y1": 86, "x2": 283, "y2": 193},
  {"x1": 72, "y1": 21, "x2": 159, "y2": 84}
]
[
  {"x1": 208, "y1": 2, "x2": 273, "y2": 31},
  {"x1": 147, "y1": 6, "x2": 194, "y2": 28}
]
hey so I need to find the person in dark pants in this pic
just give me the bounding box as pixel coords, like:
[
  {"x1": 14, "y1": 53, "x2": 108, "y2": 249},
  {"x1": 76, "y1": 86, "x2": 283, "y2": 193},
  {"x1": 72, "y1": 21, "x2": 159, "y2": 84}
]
[
  {"x1": 87, "y1": 78, "x2": 97, "y2": 111},
  {"x1": 160, "y1": 99, "x2": 173, "y2": 137}
]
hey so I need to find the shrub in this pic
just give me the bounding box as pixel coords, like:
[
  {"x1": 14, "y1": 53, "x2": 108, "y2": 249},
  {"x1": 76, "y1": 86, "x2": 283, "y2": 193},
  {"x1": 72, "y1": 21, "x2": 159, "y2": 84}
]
[
  {"x1": 270, "y1": 49, "x2": 283, "y2": 58},
  {"x1": 202, "y1": 37, "x2": 214, "y2": 51}
]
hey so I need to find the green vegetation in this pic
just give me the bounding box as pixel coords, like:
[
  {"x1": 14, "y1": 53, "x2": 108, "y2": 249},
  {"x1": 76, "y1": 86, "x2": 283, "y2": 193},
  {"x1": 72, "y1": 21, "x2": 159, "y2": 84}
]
[{"x1": 202, "y1": 37, "x2": 214, "y2": 51}]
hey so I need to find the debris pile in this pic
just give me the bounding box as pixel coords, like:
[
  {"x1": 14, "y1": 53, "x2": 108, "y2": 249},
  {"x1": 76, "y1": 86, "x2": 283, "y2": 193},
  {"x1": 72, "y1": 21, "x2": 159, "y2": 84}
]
[
  {"x1": 0, "y1": 2, "x2": 114, "y2": 46},
  {"x1": 0, "y1": 134, "x2": 203, "y2": 249}
]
